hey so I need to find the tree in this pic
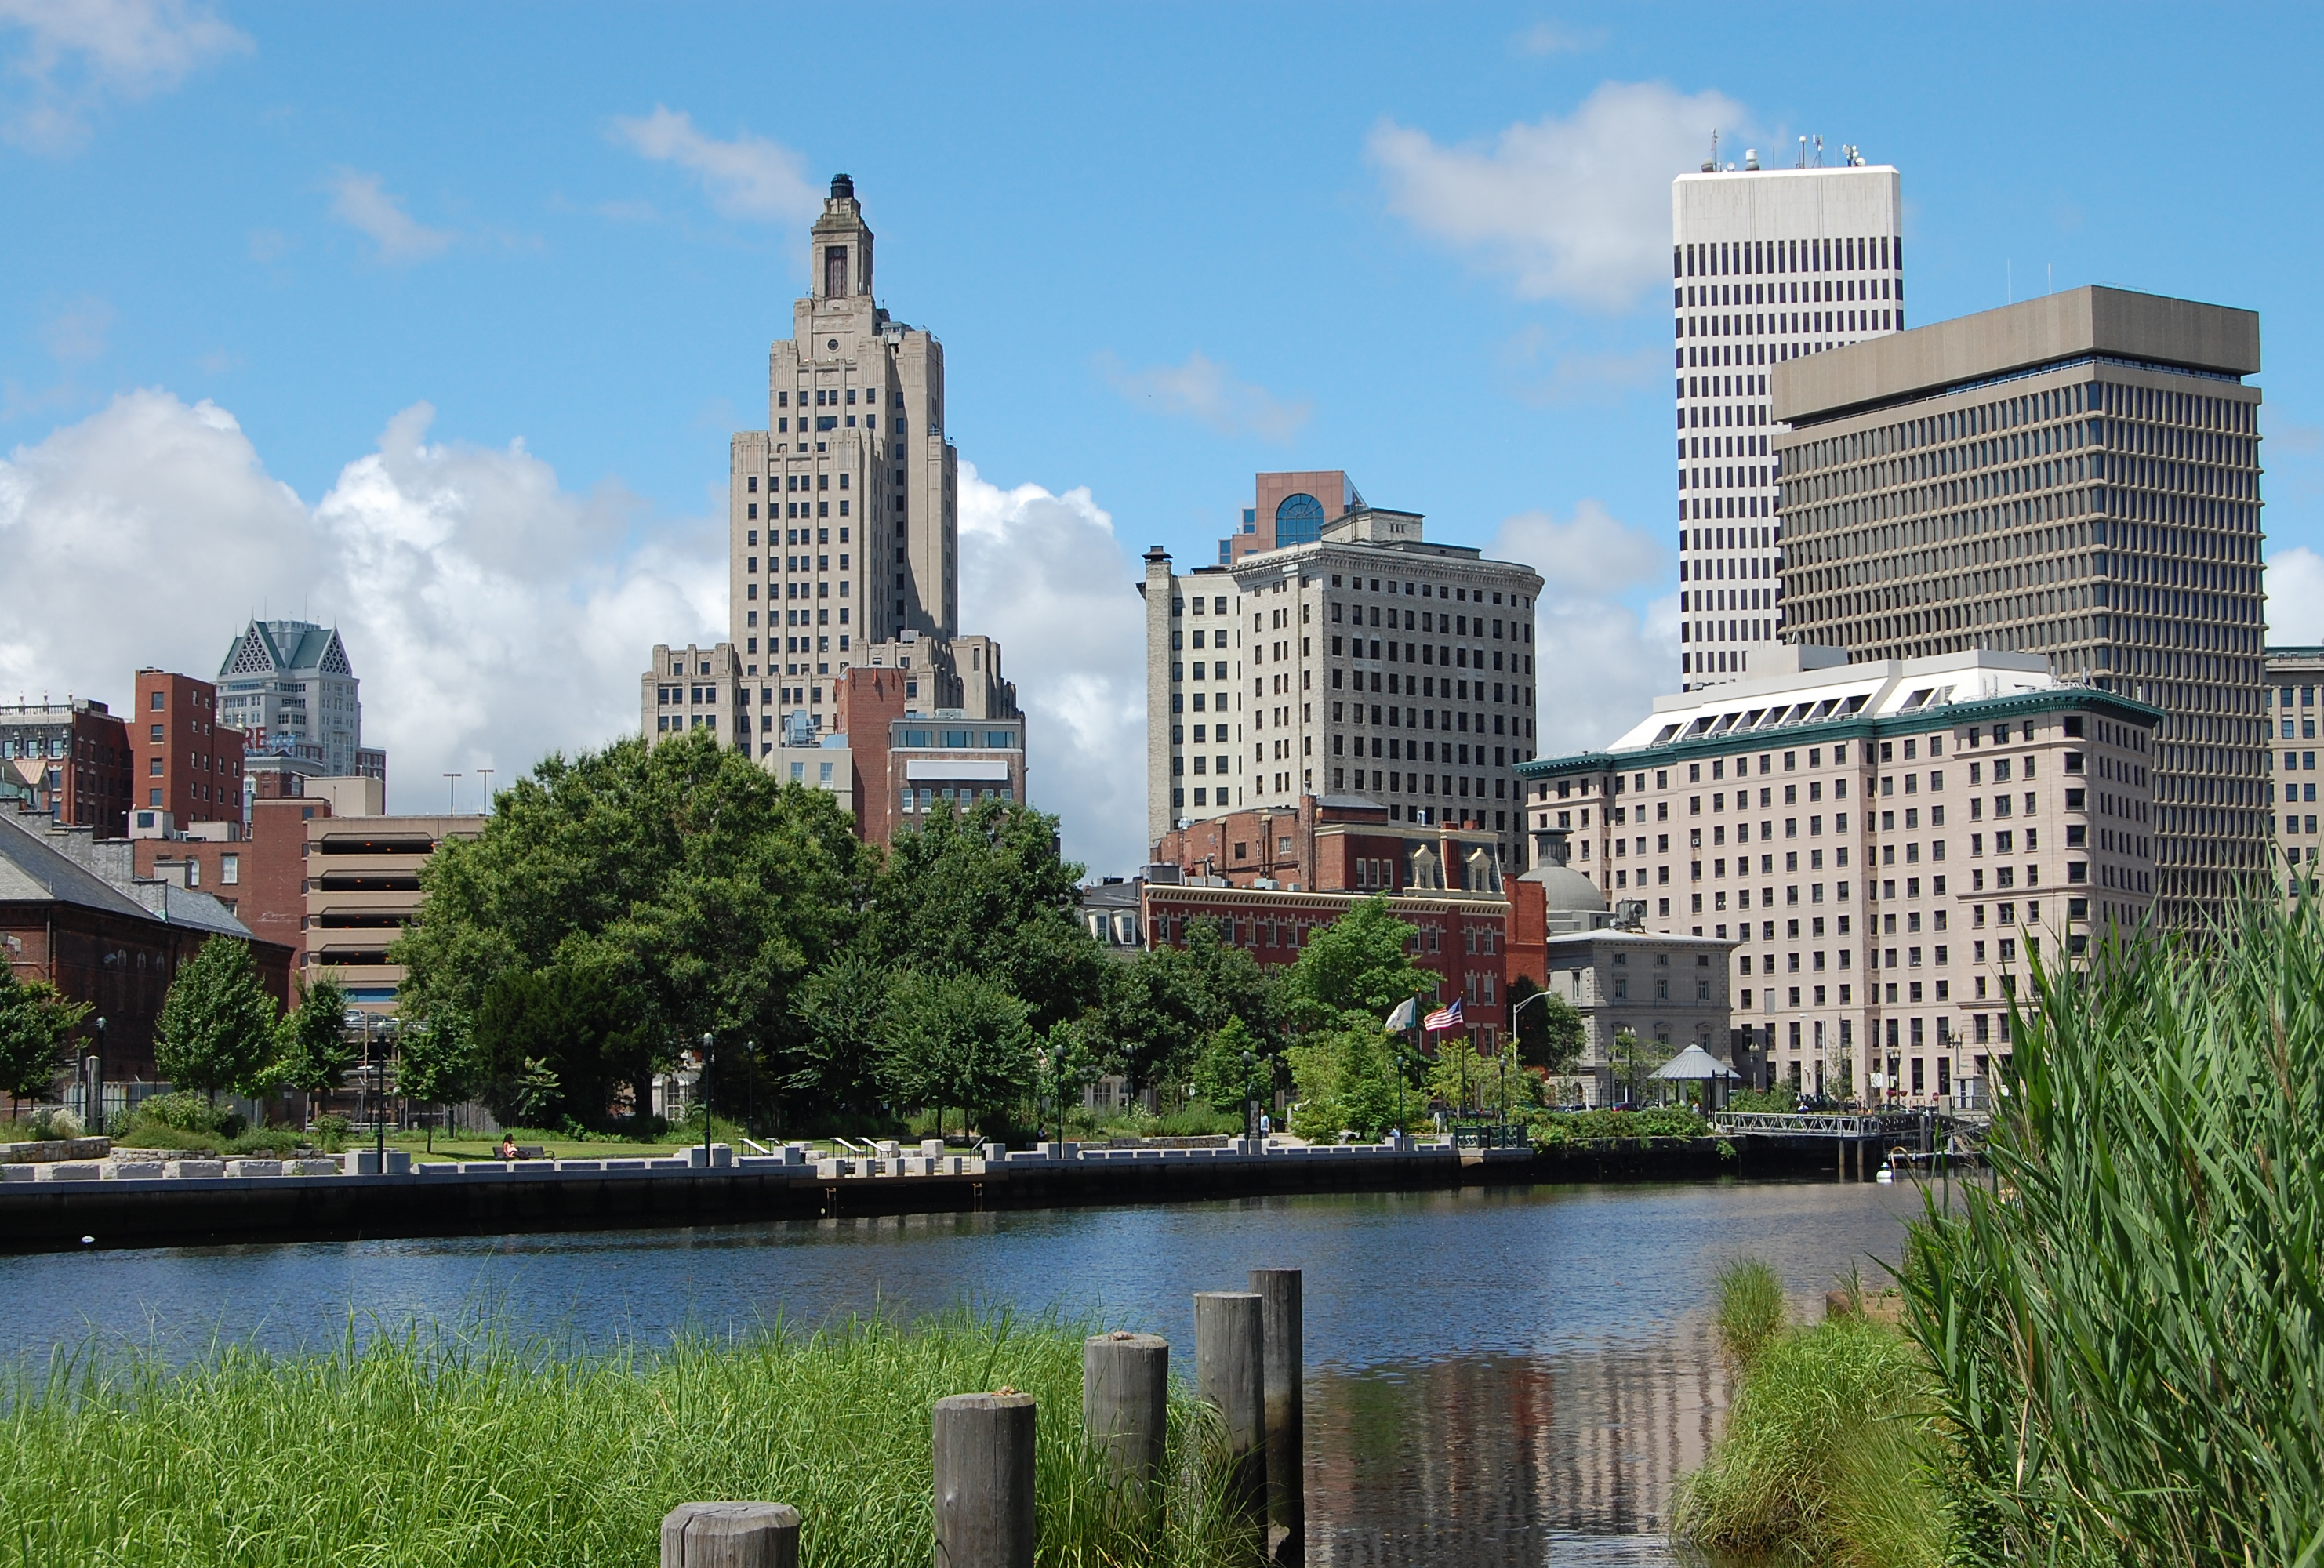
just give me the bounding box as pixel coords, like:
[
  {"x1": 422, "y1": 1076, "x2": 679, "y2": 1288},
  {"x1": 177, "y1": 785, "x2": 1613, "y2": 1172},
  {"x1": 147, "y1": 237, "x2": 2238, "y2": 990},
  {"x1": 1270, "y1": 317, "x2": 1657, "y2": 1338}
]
[
  {"x1": 1285, "y1": 1023, "x2": 1399, "y2": 1142},
  {"x1": 1608, "y1": 1028, "x2": 1671, "y2": 1107},
  {"x1": 469, "y1": 960, "x2": 648, "y2": 1129},
  {"x1": 269, "y1": 971, "x2": 356, "y2": 1105},
  {"x1": 1189, "y1": 1017, "x2": 1265, "y2": 1112},
  {"x1": 878, "y1": 969, "x2": 1033, "y2": 1140},
  {"x1": 781, "y1": 949, "x2": 893, "y2": 1120},
  {"x1": 862, "y1": 797, "x2": 1106, "y2": 1031},
  {"x1": 0, "y1": 967, "x2": 88, "y2": 1109},
  {"x1": 1278, "y1": 898, "x2": 1432, "y2": 1037},
  {"x1": 154, "y1": 937, "x2": 281, "y2": 1106},
  {"x1": 1101, "y1": 918, "x2": 1276, "y2": 1091},
  {"x1": 394, "y1": 1016, "x2": 480, "y2": 1152},
  {"x1": 1509, "y1": 978, "x2": 1586, "y2": 1074},
  {"x1": 392, "y1": 731, "x2": 875, "y2": 1124}
]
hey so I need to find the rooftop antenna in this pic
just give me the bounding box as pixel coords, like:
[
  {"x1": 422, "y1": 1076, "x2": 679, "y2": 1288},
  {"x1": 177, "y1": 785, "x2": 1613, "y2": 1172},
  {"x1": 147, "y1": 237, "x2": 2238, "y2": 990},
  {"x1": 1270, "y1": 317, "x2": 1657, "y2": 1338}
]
[
  {"x1": 1814, "y1": 134, "x2": 1825, "y2": 167},
  {"x1": 1797, "y1": 135, "x2": 1807, "y2": 169},
  {"x1": 1702, "y1": 128, "x2": 1719, "y2": 173}
]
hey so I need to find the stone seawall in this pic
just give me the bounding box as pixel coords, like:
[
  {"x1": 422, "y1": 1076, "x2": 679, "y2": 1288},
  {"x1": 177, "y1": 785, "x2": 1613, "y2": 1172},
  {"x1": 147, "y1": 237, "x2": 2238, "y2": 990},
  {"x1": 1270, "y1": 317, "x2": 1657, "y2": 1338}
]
[{"x1": 0, "y1": 1138, "x2": 1843, "y2": 1253}]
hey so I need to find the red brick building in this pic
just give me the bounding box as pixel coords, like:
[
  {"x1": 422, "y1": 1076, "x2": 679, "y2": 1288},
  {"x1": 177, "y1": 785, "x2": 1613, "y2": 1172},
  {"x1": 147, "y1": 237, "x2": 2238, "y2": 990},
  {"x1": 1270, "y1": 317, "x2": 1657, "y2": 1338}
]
[
  {"x1": 834, "y1": 666, "x2": 909, "y2": 844},
  {"x1": 1151, "y1": 793, "x2": 1511, "y2": 898},
  {"x1": 132, "y1": 795, "x2": 326, "y2": 956},
  {"x1": 2, "y1": 811, "x2": 296, "y2": 1087},
  {"x1": 0, "y1": 699, "x2": 133, "y2": 839},
  {"x1": 130, "y1": 670, "x2": 246, "y2": 829}
]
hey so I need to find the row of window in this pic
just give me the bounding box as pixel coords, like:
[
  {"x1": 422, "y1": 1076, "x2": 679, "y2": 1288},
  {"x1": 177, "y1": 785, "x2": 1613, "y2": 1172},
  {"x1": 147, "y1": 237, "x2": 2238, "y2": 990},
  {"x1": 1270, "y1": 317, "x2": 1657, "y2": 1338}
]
[
  {"x1": 1676, "y1": 234, "x2": 1898, "y2": 281},
  {"x1": 746, "y1": 554, "x2": 849, "y2": 574}
]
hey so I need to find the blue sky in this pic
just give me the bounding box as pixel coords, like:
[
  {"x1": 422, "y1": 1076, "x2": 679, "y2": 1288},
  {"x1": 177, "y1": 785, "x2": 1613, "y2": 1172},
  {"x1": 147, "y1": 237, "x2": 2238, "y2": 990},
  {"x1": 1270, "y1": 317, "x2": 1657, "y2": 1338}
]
[{"x1": 2, "y1": 2, "x2": 2319, "y2": 873}]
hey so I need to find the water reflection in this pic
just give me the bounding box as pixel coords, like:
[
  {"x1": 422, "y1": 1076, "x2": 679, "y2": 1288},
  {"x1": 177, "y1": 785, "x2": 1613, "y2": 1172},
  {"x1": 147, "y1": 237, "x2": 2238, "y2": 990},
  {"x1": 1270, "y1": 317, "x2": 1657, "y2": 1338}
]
[{"x1": 0, "y1": 1178, "x2": 1930, "y2": 1564}]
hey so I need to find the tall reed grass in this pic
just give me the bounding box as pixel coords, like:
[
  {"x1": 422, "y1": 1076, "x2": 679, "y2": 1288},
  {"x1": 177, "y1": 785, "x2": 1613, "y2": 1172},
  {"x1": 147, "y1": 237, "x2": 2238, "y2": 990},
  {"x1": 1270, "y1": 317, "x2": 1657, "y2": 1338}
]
[
  {"x1": 1902, "y1": 898, "x2": 2324, "y2": 1566},
  {"x1": 0, "y1": 1310, "x2": 1260, "y2": 1568},
  {"x1": 1672, "y1": 1283, "x2": 1938, "y2": 1567}
]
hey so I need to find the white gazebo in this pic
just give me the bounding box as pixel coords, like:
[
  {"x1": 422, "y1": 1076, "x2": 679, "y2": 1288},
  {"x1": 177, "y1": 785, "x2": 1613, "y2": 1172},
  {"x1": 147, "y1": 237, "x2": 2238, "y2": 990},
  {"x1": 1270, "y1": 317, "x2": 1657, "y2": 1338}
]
[{"x1": 1650, "y1": 1044, "x2": 1743, "y2": 1110}]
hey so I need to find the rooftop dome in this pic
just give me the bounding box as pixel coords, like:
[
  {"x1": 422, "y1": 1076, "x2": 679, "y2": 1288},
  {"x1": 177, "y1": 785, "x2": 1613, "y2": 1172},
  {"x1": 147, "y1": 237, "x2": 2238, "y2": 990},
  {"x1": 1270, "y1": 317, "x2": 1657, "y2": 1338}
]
[{"x1": 1521, "y1": 828, "x2": 1609, "y2": 925}]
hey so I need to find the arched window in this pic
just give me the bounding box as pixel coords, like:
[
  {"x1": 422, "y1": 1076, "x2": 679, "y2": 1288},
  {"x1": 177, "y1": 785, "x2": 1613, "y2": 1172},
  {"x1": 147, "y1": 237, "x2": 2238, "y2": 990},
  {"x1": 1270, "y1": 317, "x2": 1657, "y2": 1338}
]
[{"x1": 1274, "y1": 492, "x2": 1326, "y2": 546}]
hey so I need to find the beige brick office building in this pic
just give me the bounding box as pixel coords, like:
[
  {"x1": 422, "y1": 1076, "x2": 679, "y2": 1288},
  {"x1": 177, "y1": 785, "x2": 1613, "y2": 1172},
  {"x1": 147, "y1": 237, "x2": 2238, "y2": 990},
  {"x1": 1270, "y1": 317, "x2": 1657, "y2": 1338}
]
[
  {"x1": 2268, "y1": 645, "x2": 2323, "y2": 902},
  {"x1": 1141, "y1": 479, "x2": 1545, "y2": 873},
  {"x1": 1520, "y1": 648, "x2": 2161, "y2": 1105},
  {"x1": 1770, "y1": 285, "x2": 2265, "y2": 928}
]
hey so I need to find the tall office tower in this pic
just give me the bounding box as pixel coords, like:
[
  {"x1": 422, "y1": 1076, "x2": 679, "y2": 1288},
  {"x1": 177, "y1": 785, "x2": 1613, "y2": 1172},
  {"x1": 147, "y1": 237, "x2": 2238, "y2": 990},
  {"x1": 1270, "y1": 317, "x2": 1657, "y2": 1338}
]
[
  {"x1": 1142, "y1": 484, "x2": 1544, "y2": 870},
  {"x1": 730, "y1": 174, "x2": 960, "y2": 726},
  {"x1": 216, "y1": 619, "x2": 373, "y2": 779},
  {"x1": 2265, "y1": 645, "x2": 2322, "y2": 904},
  {"x1": 1773, "y1": 286, "x2": 2267, "y2": 927},
  {"x1": 1674, "y1": 151, "x2": 1902, "y2": 689}
]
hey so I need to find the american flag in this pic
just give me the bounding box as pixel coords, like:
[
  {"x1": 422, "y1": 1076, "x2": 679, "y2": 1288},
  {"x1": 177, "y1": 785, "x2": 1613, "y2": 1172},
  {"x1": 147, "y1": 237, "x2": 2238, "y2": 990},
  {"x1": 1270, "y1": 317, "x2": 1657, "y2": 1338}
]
[{"x1": 1422, "y1": 998, "x2": 1463, "y2": 1033}]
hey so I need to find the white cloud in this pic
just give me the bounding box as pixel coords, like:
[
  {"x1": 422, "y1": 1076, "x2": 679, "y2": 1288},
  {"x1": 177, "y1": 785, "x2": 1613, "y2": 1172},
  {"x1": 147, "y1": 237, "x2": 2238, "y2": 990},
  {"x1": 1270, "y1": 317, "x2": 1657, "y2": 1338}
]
[
  {"x1": 325, "y1": 168, "x2": 454, "y2": 263},
  {"x1": 957, "y1": 463, "x2": 1149, "y2": 877},
  {"x1": 1097, "y1": 350, "x2": 1310, "y2": 444},
  {"x1": 0, "y1": 0, "x2": 249, "y2": 151},
  {"x1": 1500, "y1": 325, "x2": 1665, "y2": 406},
  {"x1": 0, "y1": 389, "x2": 724, "y2": 812},
  {"x1": 2268, "y1": 546, "x2": 2324, "y2": 644},
  {"x1": 39, "y1": 294, "x2": 113, "y2": 365},
  {"x1": 1513, "y1": 21, "x2": 1605, "y2": 55},
  {"x1": 1368, "y1": 81, "x2": 1746, "y2": 310},
  {"x1": 1487, "y1": 501, "x2": 1678, "y2": 754},
  {"x1": 611, "y1": 106, "x2": 818, "y2": 223}
]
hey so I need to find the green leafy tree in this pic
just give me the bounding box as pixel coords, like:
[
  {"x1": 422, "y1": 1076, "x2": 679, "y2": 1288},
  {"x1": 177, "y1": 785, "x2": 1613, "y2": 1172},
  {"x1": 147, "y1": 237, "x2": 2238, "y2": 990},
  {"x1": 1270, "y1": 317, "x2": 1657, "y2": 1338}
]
[
  {"x1": 1189, "y1": 1017, "x2": 1266, "y2": 1112},
  {"x1": 1509, "y1": 978, "x2": 1586, "y2": 1073},
  {"x1": 878, "y1": 969, "x2": 1033, "y2": 1140},
  {"x1": 0, "y1": 967, "x2": 89, "y2": 1109},
  {"x1": 1102, "y1": 918, "x2": 1276, "y2": 1091},
  {"x1": 781, "y1": 949, "x2": 894, "y2": 1119},
  {"x1": 469, "y1": 960, "x2": 647, "y2": 1129},
  {"x1": 1278, "y1": 898, "x2": 1432, "y2": 1037},
  {"x1": 1285, "y1": 1023, "x2": 1399, "y2": 1142},
  {"x1": 269, "y1": 971, "x2": 356, "y2": 1103},
  {"x1": 154, "y1": 937, "x2": 281, "y2": 1106},
  {"x1": 862, "y1": 797, "x2": 1106, "y2": 1031},
  {"x1": 392, "y1": 731, "x2": 874, "y2": 1123},
  {"x1": 1033, "y1": 1016, "x2": 1106, "y2": 1134},
  {"x1": 393, "y1": 1017, "x2": 479, "y2": 1152},
  {"x1": 1608, "y1": 1028, "x2": 1671, "y2": 1106}
]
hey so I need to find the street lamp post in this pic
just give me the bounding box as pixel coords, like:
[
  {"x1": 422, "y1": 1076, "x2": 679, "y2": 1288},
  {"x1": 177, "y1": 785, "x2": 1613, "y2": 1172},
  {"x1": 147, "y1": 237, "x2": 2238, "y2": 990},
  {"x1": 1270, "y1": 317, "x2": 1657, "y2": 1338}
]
[
  {"x1": 1033, "y1": 1050, "x2": 1049, "y2": 1145},
  {"x1": 1241, "y1": 1049, "x2": 1257, "y2": 1143},
  {"x1": 87, "y1": 1015, "x2": 106, "y2": 1133},
  {"x1": 699, "y1": 1033, "x2": 714, "y2": 1168}
]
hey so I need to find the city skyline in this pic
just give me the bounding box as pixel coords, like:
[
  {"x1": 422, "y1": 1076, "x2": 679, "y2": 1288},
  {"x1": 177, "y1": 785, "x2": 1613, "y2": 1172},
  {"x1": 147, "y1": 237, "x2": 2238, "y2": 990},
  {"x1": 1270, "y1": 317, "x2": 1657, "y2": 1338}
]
[{"x1": 2, "y1": 4, "x2": 2322, "y2": 877}]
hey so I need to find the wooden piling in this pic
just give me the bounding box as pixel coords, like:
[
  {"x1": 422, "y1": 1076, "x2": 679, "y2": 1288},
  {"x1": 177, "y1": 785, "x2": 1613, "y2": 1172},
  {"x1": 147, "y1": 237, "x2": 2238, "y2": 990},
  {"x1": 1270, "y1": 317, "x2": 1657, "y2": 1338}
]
[
  {"x1": 1249, "y1": 1268, "x2": 1305, "y2": 1563},
  {"x1": 659, "y1": 1501, "x2": 800, "y2": 1568},
  {"x1": 1082, "y1": 1331, "x2": 1169, "y2": 1514},
  {"x1": 1194, "y1": 1290, "x2": 1268, "y2": 1530},
  {"x1": 933, "y1": 1392, "x2": 1037, "y2": 1568}
]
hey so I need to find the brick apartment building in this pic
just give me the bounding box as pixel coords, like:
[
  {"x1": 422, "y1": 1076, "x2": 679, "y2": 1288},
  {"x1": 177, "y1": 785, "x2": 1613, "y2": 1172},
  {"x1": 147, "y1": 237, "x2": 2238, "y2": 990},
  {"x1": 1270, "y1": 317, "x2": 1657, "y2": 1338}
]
[
  {"x1": 0, "y1": 698, "x2": 133, "y2": 839},
  {"x1": 130, "y1": 669, "x2": 247, "y2": 829},
  {"x1": 1142, "y1": 794, "x2": 1514, "y2": 1048}
]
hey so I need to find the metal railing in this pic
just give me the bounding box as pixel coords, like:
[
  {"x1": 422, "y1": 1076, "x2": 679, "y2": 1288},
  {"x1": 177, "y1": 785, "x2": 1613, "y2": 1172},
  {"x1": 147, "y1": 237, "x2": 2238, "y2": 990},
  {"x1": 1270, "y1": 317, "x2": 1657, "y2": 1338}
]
[{"x1": 1709, "y1": 1111, "x2": 1930, "y2": 1138}]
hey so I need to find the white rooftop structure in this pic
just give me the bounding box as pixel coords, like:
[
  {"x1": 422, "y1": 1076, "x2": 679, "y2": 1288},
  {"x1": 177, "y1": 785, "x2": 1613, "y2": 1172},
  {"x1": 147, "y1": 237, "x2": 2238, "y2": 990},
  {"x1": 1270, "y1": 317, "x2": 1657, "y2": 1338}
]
[{"x1": 1610, "y1": 647, "x2": 2060, "y2": 754}]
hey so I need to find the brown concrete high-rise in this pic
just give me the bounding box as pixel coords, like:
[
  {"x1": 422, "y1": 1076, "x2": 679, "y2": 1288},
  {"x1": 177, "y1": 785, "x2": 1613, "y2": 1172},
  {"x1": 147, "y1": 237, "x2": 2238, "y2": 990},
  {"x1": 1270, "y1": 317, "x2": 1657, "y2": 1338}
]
[{"x1": 1772, "y1": 285, "x2": 2268, "y2": 927}]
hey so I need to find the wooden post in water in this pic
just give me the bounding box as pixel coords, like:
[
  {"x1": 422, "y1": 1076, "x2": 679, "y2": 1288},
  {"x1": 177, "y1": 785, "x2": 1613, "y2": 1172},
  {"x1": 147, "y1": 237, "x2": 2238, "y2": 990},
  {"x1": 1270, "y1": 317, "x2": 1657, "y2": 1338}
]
[
  {"x1": 933, "y1": 1392, "x2": 1037, "y2": 1568},
  {"x1": 1249, "y1": 1268, "x2": 1305, "y2": 1564},
  {"x1": 1194, "y1": 1290, "x2": 1268, "y2": 1530},
  {"x1": 660, "y1": 1502, "x2": 800, "y2": 1568},
  {"x1": 1083, "y1": 1331, "x2": 1169, "y2": 1515}
]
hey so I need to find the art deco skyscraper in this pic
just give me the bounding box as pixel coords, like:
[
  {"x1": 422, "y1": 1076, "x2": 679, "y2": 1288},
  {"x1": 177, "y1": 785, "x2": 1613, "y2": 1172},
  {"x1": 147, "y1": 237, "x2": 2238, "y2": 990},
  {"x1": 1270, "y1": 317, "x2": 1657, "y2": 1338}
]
[{"x1": 1674, "y1": 150, "x2": 1903, "y2": 689}]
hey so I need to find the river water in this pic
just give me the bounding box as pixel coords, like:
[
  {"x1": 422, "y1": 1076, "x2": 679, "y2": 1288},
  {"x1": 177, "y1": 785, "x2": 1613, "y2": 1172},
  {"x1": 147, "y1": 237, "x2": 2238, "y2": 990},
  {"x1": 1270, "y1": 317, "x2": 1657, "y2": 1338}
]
[{"x1": 0, "y1": 1176, "x2": 1926, "y2": 1565}]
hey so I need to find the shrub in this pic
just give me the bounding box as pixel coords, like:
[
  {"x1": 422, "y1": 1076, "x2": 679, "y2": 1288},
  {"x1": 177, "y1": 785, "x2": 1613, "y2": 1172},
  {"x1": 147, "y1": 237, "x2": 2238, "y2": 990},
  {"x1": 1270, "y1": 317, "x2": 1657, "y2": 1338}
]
[
  {"x1": 1156, "y1": 1100, "x2": 1242, "y2": 1137},
  {"x1": 309, "y1": 1114, "x2": 354, "y2": 1153},
  {"x1": 29, "y1": 1106, "x2": 82, "y2": 1141}
]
